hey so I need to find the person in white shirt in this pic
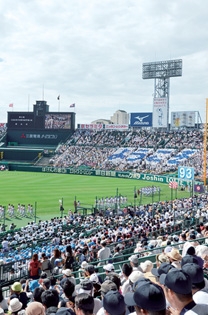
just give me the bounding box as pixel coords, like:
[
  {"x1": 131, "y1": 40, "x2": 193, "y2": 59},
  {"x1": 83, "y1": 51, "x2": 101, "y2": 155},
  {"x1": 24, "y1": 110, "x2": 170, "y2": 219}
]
[
  {"x1": 120, "y1": 263, "x2": 132, "y2": 295},
  {"x1": 97, "y1": 241, "x2": 111, "y2": 264},
  {"x1": 2, "y1": 238, "x2": 9, "y2": 252}
]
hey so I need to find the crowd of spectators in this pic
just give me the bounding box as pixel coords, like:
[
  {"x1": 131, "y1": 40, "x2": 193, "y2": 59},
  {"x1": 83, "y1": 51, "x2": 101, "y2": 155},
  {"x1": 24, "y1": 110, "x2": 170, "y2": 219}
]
[
  {"x1": 0, "y1": 191, "x2": 208, "y2": 314},
  {"x1": 0, "y1": 194, "x2": 207, "y2": 265},
  {"x1": 49, "y1": 128, "x2": 204, "y2": 176}
]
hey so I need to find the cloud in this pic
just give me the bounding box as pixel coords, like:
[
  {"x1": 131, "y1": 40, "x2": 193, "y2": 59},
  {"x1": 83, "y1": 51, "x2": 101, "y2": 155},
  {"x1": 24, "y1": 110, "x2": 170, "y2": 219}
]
[{"x1": 0, "y1": 0, "x2": 207, "y2": 124}]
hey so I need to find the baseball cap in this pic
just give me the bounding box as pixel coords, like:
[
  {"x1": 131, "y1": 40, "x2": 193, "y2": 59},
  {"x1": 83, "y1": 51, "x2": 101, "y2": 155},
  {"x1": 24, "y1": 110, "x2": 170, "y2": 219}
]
[
  {"x1": 129, "y1": 270, "x2": 144, "y2": 284},
  {"x1": 182, "y1": 263, "x2": 205, "y2": 285},
  {"x1": 152, "y1": 262, "x2": 175, "y2": 277},
  {"x1": 164, "y1": 246, "x2": 172, "y2": 253},
  {"x1": 163, "y1": 269, "x2": 192, "y2": 294},
  {"x1": 103, "y1": 291, "x2": 126, "y2": 315},
  {"x1": 62, "y1": 269, "x2": 73, "y2": 277},
  {"x1": 124, "y1": 278, "x2": 166, "y2": 312},
  {"x1": 181, "y1": 255, "x2": 199, "y2": 267},
  {"x1": 77, "y1": 279, "x2": 93, "y2": 294},
  {"x1": 89, "y1": 273, "x2": 99, "y2": 283},
  {"x1": 103, "y1": 264, "x2": 114, "y2": 272},
  {"x1": 140, "y1": 260, "x2": 153, "y2": 273},
  {"x1": 101, "y1": 280, "x2": 117, "y2": 296},
  {"x1": 81, "y1": 261, "x2": 88, "y2": 269},
  {"x1": 128, "y1": 255, "x2": 138, "y2": 264}
]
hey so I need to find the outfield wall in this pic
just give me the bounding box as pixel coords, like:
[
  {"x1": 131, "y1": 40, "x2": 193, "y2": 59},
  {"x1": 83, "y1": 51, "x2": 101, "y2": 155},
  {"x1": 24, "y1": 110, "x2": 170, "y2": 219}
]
[{"x1": 7, "y1": 164, "x2": 202, "y2": 185}]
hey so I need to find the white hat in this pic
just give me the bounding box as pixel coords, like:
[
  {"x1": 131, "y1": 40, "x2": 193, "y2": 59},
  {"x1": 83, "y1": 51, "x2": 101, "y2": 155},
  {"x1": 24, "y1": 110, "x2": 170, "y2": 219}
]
[
  {"x1": 81, "y1": 261, "x2": 88, "y2": 269},
  {"x1": 128, "y1": 270, "x2": 144, "y2": 283},
  {"x1": 164, "y1": 246, "x2": 172, "y2": 253},
  {"x1": 9, "y1": 298, "x2": 22, "y2": 313},
  {"x1": 140, "y1": 260, "x2": 153, "y2": 273},
  {"x1": 128, "y1": 255, "x2": 138, "y2": 264},
  {"x1": 62, "y1": 269, "x2": 72, "y2": 277},
  {"x1": 103, "y1": 263, "x2": 114, "y2": 272},
  {"x1": 89, "y1": 273, "x2": 99, "y2": 283}
]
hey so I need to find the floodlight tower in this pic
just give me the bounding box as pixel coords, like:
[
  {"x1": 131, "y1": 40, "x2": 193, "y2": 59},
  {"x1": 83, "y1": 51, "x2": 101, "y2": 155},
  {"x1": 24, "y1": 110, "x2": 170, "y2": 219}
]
[
  {"x1": 203, "y1": 99, "x2": 208, "y2": 185},
  {"x1": 142, "y1": 59, "x2": 182, "y2": 128}
]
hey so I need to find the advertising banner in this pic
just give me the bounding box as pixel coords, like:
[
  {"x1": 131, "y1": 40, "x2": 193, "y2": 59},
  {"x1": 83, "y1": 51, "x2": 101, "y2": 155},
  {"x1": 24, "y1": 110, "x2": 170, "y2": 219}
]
[
  {"x1": 171, "y1": 111, "x2": 195, "y2": 127},
  {"x1": 78, "y1": 124, "x2": 104, "y2": 130},
  {"x1": 10, "y1": 165, "x2": 202, "y2": 187},
  {"x1": 130, "y1": 113, "x2": 152, "y2": 127},
  {"x1": 153, "y1": 98, "x2": 168, "y2": 128},
  {"x1": 105, "y1": 124, "x2": 128, "y2": 130}
]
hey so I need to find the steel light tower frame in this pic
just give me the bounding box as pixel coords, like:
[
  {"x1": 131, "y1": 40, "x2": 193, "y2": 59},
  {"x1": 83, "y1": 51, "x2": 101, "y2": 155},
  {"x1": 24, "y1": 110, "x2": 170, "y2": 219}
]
[
  {"x1": 203, "y1": 99, "x2": 208, "y2": 185},
  {"x1": 142, "y1": 59, "x2": 182, "y2": 128}
]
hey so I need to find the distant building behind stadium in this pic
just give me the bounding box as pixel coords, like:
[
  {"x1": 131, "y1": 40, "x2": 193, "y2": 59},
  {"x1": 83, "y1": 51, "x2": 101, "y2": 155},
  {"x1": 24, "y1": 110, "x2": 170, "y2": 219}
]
[
  {"x1": 110, "y1": 110, "x2": 129, "y2": 125},
  {"x1": 91, "y1": 110, "x2": 129, "y2": 126}
]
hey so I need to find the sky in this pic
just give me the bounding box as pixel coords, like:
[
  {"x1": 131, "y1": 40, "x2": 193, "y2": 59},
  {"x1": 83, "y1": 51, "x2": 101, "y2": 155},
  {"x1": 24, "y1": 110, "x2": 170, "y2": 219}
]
[{"x1": 0, "y1": 0, "x2": 208, "y2": 125}]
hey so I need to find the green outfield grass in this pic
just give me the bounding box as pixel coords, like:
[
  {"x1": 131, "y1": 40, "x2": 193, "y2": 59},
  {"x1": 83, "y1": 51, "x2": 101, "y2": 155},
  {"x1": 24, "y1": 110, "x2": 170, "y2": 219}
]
[{"x1": 0, "y1": 171, "x2": 190, "y2": 229}]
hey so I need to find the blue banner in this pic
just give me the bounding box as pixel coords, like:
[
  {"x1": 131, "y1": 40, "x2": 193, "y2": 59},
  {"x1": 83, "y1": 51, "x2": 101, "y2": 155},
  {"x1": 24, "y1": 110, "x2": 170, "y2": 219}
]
[{"x1": 130, "y1": 112, "x2": 152, "y2": 127}]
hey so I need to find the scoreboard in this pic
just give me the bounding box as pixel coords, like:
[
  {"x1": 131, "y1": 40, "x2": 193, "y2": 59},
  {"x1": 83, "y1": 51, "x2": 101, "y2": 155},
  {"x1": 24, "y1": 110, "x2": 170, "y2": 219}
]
[
  {"x1": 7, "y1": 100, "x2": 75, "y2": 145},
  {"x1": 8, "y1": 112, "x2": 73, "y2": 130},
  {"x1": 8, "y1": 113, "x2": 35, "y2": 129}
]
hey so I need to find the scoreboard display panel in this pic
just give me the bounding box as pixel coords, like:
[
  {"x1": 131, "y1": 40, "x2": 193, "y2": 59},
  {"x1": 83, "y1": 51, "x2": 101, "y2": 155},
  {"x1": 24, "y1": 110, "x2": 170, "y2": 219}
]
[
  {"x1": 8, "y1": 113, "x2": 35, "y2": 129},
  {"x1": 45, "y1": 113, "x2": 71, "y2": 129}
]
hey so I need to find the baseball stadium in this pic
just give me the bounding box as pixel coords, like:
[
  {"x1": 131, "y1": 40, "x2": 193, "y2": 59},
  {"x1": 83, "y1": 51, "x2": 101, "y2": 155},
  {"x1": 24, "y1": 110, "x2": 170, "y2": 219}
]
[{"x1": 0, "y1": 60, "x2": 208, "y2": 314}]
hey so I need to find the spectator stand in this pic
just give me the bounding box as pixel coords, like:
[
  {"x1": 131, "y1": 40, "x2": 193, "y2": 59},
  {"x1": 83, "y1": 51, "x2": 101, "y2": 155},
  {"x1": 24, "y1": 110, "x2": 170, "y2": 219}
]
[
  {"x1": 0, "y1": 213, "x2": 206, "y2": 297},
  {"x1": 48, "y1": 128, "x2": 203, "y2": 175},
  {"x1": 0, "y1": 217, "x2": 201, "y2": 287}
]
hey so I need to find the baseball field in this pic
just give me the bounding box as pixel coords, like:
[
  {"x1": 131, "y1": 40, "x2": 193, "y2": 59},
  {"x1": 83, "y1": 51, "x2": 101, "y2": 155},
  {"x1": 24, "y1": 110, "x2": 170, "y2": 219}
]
[{"x1": 0, "y1": 171, "x2": 190, "y2": 229}]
